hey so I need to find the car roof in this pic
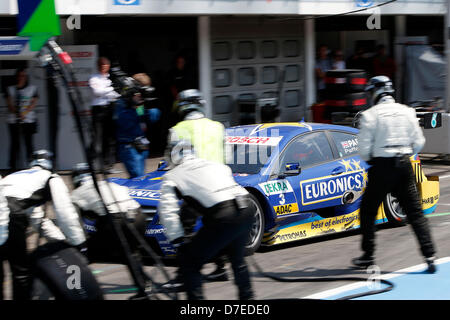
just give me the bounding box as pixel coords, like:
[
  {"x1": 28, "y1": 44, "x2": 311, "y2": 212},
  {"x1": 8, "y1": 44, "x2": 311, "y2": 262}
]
[{"x1": 226, "y1": 122, "x2": 358, "y2": 145}]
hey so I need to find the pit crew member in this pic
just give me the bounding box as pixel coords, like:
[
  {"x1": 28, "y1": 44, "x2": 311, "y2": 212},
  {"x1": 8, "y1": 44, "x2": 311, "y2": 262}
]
[
  {"x1": 158, "y1": 141, "x2": 255, "y2": 300},
  {"x1": 165, "y1": 89, "x2": 228, "y2": 285},
  {"x1": 0, "y1": 150, "x2": 86, "y2": 300},
  {"x1": 352, "y1": 76, "x2": 437, "y2": 272},
  {"x1": 70, "y1": 163, "x2": 142, "y2": 262}
]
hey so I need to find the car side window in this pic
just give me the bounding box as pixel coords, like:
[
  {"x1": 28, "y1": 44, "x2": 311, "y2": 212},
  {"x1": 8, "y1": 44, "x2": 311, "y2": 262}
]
[
  {"x1": 280, "y1": 132, "x2": 334, "y2": 169},
  {"x1": 329, "y1": 131, "x2": 359, "y2": 158}
]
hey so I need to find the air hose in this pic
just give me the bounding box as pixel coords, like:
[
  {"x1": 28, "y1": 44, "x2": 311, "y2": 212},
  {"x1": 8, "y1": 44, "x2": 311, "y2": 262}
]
[{"x1": 249, "y1": 255, "x2": 395, "y2": 300}]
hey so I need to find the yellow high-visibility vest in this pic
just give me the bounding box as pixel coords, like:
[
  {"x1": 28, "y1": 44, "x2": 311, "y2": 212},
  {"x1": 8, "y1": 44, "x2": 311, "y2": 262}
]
[{"x1": 172, "y1": 117, "x2": 225, "y2": 164}]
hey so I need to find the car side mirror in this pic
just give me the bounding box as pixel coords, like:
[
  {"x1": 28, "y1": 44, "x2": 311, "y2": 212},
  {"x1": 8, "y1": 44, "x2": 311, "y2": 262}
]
[{"x1": 284, "y1": 162, "x2": 301, "y2": 176}]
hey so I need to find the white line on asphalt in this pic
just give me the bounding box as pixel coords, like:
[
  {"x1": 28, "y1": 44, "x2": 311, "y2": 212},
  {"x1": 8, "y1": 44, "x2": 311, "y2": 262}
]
[
  {"x1": 438, "y1": 174, "x2": 450, "y2": 180},
  {"x1": 303, "y1": 257, "x2": 450, "y2": 300}
]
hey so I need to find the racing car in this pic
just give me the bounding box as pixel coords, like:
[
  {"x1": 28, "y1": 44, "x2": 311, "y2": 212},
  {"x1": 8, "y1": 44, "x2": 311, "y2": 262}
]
[{"x1": 107, "y1": 122, "x2": 440, "y2": 257}]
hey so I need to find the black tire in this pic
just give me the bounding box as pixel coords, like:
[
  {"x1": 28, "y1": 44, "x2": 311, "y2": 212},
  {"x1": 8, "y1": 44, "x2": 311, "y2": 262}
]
[
  {"x1": 325, "y1": 69, "x2": 367, "y2": 93},
  {"x1": 383, "y1": 193, "x2": 407, "y2": 227},
  {"x1": 245, "y1": 193, "x2": 265, "y2": 256},
  {"x1": 30, "y1": 241, "x2": 104, "y2": 300}
]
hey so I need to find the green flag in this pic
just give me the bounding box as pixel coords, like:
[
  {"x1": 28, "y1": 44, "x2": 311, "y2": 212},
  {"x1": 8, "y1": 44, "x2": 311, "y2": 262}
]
[{"x1": 17, "y1": 0, "x2": 61, "y2": 51}]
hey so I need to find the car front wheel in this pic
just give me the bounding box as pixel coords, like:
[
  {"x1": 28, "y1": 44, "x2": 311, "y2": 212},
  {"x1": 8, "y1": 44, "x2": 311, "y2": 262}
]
[{"x1": 245, "y1": 193, "x2": 265, "y2": 256}]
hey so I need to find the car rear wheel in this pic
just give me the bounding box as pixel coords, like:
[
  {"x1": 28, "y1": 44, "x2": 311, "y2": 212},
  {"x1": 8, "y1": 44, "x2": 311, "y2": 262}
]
[
  {"x1": 245, "y1": 193, "x2": 265, "y2": 256},
  {"x1": 383, "y1": 193, "x2": 407, "y2": 227}
]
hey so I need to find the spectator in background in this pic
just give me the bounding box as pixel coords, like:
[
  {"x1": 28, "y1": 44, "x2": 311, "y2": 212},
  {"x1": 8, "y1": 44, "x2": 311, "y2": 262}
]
[
  {"x1": 88, "y1": 57, "x2": 120, "y2": 174},
  {"x1": 5, "y1": 68, "x2": 39, "y2": 172},
  {"x1": 315, "y1": 45, "x2": 332, "y2": 102},
  {"x1": 332, "y1": 50, "x2": 347, "y2": 70},
  {"x1": 168, "y1": 54, "x2": 195, "y2": 125},
  {"x1": 372, "y1": 44, "x2": 397, "y2": 80},
  {"x1": 347, "y1": 46, "x2": 371, "y2": 74}
]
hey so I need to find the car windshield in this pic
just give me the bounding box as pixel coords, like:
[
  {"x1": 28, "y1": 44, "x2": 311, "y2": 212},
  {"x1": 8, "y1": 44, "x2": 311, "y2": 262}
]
[{"x1": 225, "y1": 143, "x2": 275, "y2": 174}]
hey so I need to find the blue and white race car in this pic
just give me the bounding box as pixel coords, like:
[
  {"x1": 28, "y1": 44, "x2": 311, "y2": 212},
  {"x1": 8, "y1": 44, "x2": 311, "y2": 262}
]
[{"x1": 108, "y1": 122, "x2": 440, "y2": 257}]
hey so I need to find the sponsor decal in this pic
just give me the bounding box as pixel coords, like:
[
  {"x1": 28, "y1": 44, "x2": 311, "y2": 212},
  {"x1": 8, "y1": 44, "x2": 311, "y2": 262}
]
[
  {"x1": 259, "y1": 179, "x2": 293, "y2": 196},
  {"x1": 301, "y1": 159, "x2": 367, "y2": 206},
  {"x1": 128, "y1": 189, "x2": 160, "y2": 199},
  {"x1": 272, "y1": 210, "x2": 362, "y2": 245},
  {"x1": 84, "y1": 224, "x2": 97, "y2": 233},
  {"x1": 275, "y1": 230, "x2": 307, "y2": 243},
  {"x1": 301, "y1": 171, "x2": 364, "y2": 205},
  {"x1": 341, "y1": 138, "x2": 359, "y2": 154},
  {"x1": 225, "y1": 136, "x2": 282, "y2": 146},
  {"x1": 273, "y1": 203, "x2": 299, "y2": 216},
  {"x1": 422, "y1": 195, "x2": 439, "y2": 205},
  {"x1": 145, "y1": 228, "x2": 165, "y2": 235},
  {"x1": 83, "y1": 220, "x2": 97, "y2": 233}
]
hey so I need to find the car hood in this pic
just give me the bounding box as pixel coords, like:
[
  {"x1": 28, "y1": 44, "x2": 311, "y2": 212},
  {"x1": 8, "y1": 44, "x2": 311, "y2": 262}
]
[{"x1": 108, "y1": 170, "x2": 166, "y2": 207}]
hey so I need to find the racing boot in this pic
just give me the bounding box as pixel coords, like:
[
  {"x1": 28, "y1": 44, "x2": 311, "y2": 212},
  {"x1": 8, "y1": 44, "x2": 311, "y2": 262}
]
[
  {"x1": 161, "y1": 274, "x2": 185, "y2": 292},
  {"x1": 425, "y1": 256, "x2": 437, "y2": 274},
  {"x1": 351, "y1": 254, "x2": 375, "y2": 269},
  {"x1": 203, "y1": 266, "x2": 228, "y2": 282}
]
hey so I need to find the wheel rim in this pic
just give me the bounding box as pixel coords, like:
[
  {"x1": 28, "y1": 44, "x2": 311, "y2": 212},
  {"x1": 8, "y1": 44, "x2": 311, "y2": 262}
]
[
  {"x1": 386, "y1": 193, "x2": 406, "y2": 221},
  {"x1": 247, "y1": 197, "x2": 263, "y2": 248}
]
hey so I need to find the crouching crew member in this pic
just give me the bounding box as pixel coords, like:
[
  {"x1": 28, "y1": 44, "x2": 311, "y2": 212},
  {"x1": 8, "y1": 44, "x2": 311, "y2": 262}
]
[
  {"x1": 158, "y1": 141, "x2": 255, "y2": 300},
  {"x1": 70, "y1": 163, "x2": 142, "y2": 263},
  {"x1": 352, "y1": 76, "x2": 437, "y2": 272},
  {"x1": 0, "y1": 150, "x2": 86, "y2": 300}
]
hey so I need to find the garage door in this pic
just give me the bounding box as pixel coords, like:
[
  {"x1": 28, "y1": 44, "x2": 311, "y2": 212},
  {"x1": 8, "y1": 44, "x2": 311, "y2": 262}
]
[{"x1": 211, "y1": 17, "x2": 305, "y2": 127}]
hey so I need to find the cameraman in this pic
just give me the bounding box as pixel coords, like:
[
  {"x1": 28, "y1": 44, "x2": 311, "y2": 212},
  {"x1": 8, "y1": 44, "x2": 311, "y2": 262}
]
[
  {"x1": 88, "y1": 57, "x2": 120, "y2": 173},
  {"x1": 132, "y1": 74, "x2": 162, "y2": 156},
  {"x1": 113, "y1": 73, "x2": 151, "y2": 178}
]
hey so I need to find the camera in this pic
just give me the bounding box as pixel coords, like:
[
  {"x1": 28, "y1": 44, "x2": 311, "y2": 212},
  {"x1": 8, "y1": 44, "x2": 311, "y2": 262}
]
[{"x1": 110, "y1": 65, "x2": 155, "y2": 106}]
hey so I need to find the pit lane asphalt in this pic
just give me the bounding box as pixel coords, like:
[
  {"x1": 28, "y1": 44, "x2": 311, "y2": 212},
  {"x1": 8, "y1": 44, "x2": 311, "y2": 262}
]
[
  {"x1": 92, "y1": 154, "x2": 450, "y2": 300},
  {"x1": 4, "y1": 155, "x2": 450, "y2": 300}
]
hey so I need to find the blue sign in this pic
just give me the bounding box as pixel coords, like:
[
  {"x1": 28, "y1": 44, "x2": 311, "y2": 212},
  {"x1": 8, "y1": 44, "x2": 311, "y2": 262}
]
[
  {"x1": 0, "y1": 39, "x2": 28, "y2": 55},
  {"x1": 113, "y1": 0, "x2": 140, "y2": 5},
  {"x1": 356, "y1": 0, "x2": 374, "y2": 7}
]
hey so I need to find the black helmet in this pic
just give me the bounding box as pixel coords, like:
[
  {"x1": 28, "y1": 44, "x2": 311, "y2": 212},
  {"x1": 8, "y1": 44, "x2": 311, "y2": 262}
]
[
  {"x1": 71, "y1": 163, "x2": 92, "y2": 188},
  {"x1": 177, "y1": 89, "x2": 205, "y2": 118},
  {"x1": 29, "y1": 150, "x2": 53, "y2": 171},
  {"x1": 365, "y1": 75, "x2": 395, "y2": 105}
]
